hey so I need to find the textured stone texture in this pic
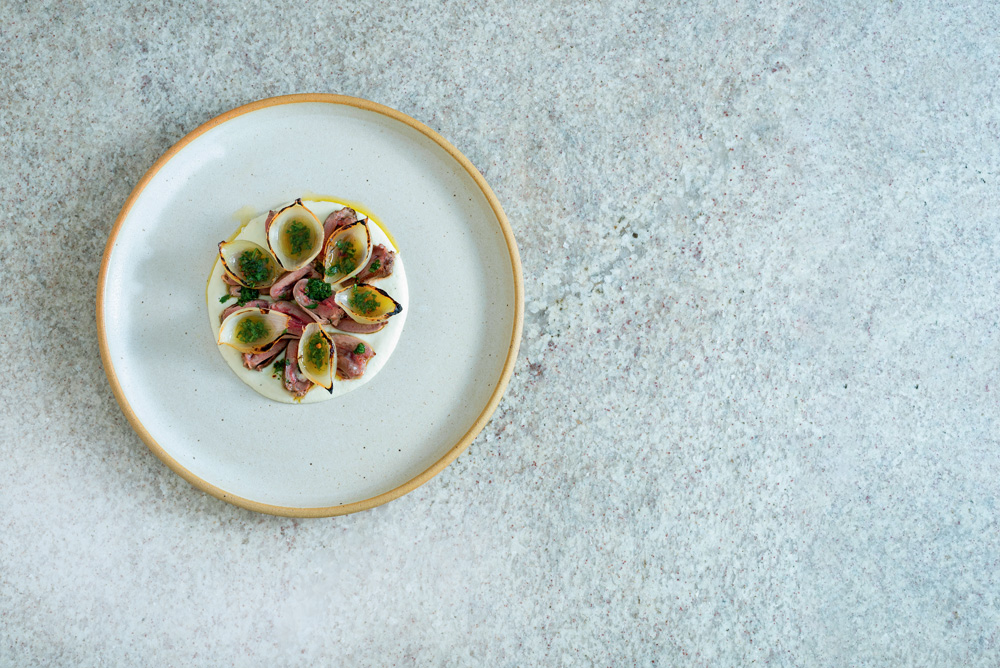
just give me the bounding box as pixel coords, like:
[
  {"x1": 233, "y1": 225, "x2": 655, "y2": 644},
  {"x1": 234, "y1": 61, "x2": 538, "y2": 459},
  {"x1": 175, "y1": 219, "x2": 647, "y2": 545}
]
[{"x1": 3, "y1": 1, "x2": 1000, "y2": 665}]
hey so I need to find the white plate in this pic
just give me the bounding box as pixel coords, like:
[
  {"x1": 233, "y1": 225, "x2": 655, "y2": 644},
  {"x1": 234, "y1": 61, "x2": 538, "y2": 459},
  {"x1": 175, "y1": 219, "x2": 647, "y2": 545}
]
[{"x1": 97, "y1": 94, "x2": 523, "y2": 516}]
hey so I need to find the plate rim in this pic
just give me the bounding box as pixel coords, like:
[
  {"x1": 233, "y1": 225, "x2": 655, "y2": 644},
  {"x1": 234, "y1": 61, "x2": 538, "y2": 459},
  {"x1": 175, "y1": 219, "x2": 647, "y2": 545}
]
[{"x1": 96, "y1": 93, "x2": 524, "y2": 517}]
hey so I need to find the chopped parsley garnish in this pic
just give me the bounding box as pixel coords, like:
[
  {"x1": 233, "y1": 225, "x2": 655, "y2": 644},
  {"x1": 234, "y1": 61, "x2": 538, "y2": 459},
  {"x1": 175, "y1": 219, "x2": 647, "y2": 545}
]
[
  {"x1": 326, "y1": 239, "x2": 357, "y2": 276},
  {"x1": 306, "y1": 333, "x2": 327, "y2": 370},
  {"x1": 286, "y1": 221, "x2": 312, "y2": 256},
  {"x1": 271, "y1": 359, "x2": 287, "y2": 378},
  {"x1": 304, "y1": 278, "x2": 332, "y2": 302},
  {"x1": 236, "y1": 318, "x2": 268, "y2": 343},
  {"x1": 368, "y1": 259, "x2": 381, "y2": 273},
  {"x1": 349, "y1": 285, "x2": 380, "y2": 315},
  {"x1": 236, "y1": 286, "x2": 259, "y2": 306},
  {"x1": 238, "y1": 249, "x2": 271, "y2": 287},
  {"x1": 219, "y1": 294, "x2": 232, "y2": 303},
  {"x1": 353, "y1": 343, "x2": 366, "y2": 355}
]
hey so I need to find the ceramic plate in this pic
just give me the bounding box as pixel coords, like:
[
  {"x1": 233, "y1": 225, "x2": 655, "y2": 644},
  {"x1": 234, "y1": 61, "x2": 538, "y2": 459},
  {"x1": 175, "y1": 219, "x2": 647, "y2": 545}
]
[{"x1": 97, "y1": 94, "x2": 523, "y2": 517}]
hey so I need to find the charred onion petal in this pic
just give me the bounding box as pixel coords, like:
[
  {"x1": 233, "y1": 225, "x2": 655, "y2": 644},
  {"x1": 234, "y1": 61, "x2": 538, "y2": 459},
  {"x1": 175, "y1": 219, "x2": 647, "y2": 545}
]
[
  {"x1": 334, "y1": 283, "x2": 402, "y2": 325},
  {"x1": 218, "y1": 307, "x2": 292, "y2": 354},
  {"x1": 218, "y1": 240, "x2": 280, "y2": 288},
  {"x1": 266, "y1": 199, "x2": 325, "y2": 271},
  {"x1": 297, "y1": 323, "x2": 336, "y2": 390},
  {"x1": 322, "y1": 220, "x2": 372, "y2": 286}
]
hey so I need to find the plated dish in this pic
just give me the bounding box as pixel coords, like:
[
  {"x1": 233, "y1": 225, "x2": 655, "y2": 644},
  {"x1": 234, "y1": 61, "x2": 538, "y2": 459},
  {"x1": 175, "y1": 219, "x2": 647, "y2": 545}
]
[
  {"x1": 97, "y1": 94, "x2": 523, "y2": 516},
  {"x1": 208, "y1": 198, "x2": 408, "y2": 403}
]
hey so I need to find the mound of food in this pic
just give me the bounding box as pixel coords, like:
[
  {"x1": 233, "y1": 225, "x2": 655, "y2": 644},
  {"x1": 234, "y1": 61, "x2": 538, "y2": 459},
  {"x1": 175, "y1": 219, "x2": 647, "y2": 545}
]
[{"x1": 207, "y1": 199, "x2": 407, "y2": 402}]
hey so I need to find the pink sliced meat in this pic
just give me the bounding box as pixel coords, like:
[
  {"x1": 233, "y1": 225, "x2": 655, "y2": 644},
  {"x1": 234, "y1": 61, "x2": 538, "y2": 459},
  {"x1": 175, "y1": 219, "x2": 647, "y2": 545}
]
[
  {"x1": 284, "y1": 316, "x2": 305, "y2": 337},
  {"x1": 323, "y1": 207, "x2": 357, "y2": 244},
  {"x1": 220, "y1": 299, "x2": 270, "y2": 323},
  {"x1": 222, "y1": 272, "x2": 241, "y2": 286},
  {"x1": 269, "y1": 265, "x2": 320, "y2": 300},
  {"x1": 268, "y1": 298, "x2": 318, "y2": 328},
  {"x1": 292, "y1": 279, "x2": 320, "y2": 311},
  {"x1": 282, "y1": 339, "x2": 314, "y2": 397},
  {"x1": 340, "y1": 245, "x2": 395, "y2": 288},
  {"x1": 292, "y1": 280, "x2": 345, "y2": 324},
  {"x1": 315, "y1": 298, "x2": 345, "y2": 324},
  {"x1": 330, "y1": 334, "x2": 376, "y2": 379},
  {"x1": 242, "y1": 338, "x2": 288, "y2": 371},
  {"x1": 262, "y1": 210, "x2": 276, "y2": 236},
  {"x1": 353, "y1": 244, "x2": 396, "y2": 283},
  {"x1": 332, "y1": 318, "x2": 386, "y2": 334}
]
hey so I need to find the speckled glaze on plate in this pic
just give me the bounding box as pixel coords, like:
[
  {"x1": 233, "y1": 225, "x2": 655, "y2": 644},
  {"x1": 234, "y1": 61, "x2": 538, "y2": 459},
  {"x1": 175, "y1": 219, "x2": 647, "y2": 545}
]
[{"x1": 97, "y1": 94, "x2": 523, "y2": 517}]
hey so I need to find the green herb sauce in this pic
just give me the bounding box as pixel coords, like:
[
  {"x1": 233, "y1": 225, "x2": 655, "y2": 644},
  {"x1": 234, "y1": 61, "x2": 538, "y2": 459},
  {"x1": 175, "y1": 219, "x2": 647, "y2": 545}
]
[
  {"x1": 238, "y1": 249, "x2": 271, "y2": 286},
  {"x1": 236, "y1": 286, "x2": 259, "y2": 306},
  {"x1": 236, "y1": 318, "x2": 268, "y2": 343},
  {"x1": 304, "y1": 278, "x2": 332, "y2": 302},
  {"x1": 286, "y1": 221, "x2": 312, "y2": 257},
  {"x1": 306, "y1": 333, "x2": 328, "y2": 371},
  {"x1": 326, "y1": 239, "x2": 357, "y2": 276},
  {"x1": 349, "y1": 285, "x2": 381, "y2": 315}
]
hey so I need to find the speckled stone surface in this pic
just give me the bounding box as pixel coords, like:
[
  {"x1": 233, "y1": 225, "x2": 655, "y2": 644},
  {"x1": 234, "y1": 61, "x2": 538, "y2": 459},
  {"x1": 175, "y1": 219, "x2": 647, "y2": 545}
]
[{"x1": 2, "y1": 1, "x2": 1000, "y2": 665}]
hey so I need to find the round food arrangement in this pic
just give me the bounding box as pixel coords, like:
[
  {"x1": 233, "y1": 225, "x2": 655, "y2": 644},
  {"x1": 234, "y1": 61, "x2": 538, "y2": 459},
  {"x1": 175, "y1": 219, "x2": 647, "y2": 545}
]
[{"x1": 206, "y1": 198, "x2": 408, "y2": 403}]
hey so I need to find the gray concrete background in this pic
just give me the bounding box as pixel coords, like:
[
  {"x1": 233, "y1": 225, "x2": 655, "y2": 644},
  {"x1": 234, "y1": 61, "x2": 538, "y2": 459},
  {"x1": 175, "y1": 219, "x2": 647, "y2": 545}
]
[{"x1": 2, "y1": 1, "x2": 999, "y2": 665}]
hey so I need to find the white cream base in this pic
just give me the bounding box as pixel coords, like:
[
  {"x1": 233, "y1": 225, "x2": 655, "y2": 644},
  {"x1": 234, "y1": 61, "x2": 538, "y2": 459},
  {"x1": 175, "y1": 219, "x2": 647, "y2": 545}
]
[{"x1": 205, "y1": 200, "x2": 408, "y2": 403}]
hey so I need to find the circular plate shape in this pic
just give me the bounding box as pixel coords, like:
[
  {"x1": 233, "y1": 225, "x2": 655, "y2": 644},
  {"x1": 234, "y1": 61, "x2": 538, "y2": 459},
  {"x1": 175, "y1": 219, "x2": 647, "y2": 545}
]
[{"x1": 97, "y1": 94, "x2": 523, "y2": 517}]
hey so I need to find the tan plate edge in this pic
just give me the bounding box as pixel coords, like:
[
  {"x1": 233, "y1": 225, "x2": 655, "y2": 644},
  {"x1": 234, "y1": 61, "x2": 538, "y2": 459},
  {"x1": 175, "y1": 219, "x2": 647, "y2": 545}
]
[{"x1": 96, "y1": 93, "x2": 524, "y2": 518}]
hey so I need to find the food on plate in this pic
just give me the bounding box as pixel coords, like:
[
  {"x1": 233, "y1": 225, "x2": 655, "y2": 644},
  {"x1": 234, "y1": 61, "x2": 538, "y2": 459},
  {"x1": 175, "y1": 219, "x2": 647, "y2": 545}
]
[
  {"x1": 323, "y1": 220, "x2": 372, "y2": 285},
  {"x1": 297, "y1": 322, "x2": 335, "y2": 390},
  {"x1": 334, "y1": 284, "x2": 402, "y2": 325},
  {"x1": 218, "y1": 240, "x2": 280, "y2": 288},
  {"x1": 265, "y1": 199, "x2": 325, "y2": 271},
  {"x1": 217, "y1": 307, "x2": 296, "y2": 353},
  {"x1": 206, "y1": 198, "x2": 408, "y2": 403}
]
